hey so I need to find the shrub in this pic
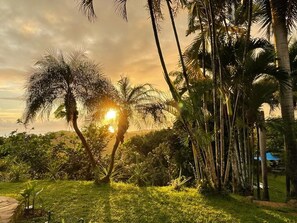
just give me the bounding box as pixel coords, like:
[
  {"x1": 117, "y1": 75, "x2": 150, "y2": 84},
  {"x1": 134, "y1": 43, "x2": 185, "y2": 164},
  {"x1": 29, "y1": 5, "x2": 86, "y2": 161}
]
[
  {"x1": 117, "y1": 129, "x2": 194, "y2": 186},
  {"x1": 7, "y1": 158, "x2": 30, "y2": 182}
]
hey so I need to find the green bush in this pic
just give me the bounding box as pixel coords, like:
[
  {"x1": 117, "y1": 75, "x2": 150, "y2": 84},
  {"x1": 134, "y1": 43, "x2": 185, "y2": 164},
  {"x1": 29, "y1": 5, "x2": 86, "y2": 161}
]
[
  {"x1": 7, "y1": 158, "x2": 30, "y2": 182},
  {"x1": 0, "y1": 126, "x2": 110, "y2": 181},
  {"x1": 117, "y1": 129, "x2": 194, "y2": 186}
]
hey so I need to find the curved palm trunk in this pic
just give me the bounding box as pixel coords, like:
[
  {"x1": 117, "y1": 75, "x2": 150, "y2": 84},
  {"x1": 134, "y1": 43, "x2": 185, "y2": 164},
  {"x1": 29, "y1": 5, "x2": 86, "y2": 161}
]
[
  {"x1": 100, "y1": 137, "x2": 122, "y2": 183},
  {"x1": 270, "y1": 0, "x2": 297, "y2": 198},
  {"x1": 147, "y1": 0, "x2": 179, "y2": 102},
  {"x1": 72, "y1": 115, "x2": 97, "y2": 169},
  {"x1": 67, "y1": 91, "x2": 97, "y2": 170},
  {"x1": 101, "y1": 112, "x2": 129, "y2": 183},
  {"x1": 72, "y1": 113, "x2": 97, "y2": 169}
]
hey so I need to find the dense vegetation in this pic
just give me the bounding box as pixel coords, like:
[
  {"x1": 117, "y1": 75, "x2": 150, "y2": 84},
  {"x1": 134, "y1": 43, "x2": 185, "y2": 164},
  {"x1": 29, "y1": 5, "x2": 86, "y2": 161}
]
[
  {"x1": 0, "y1": 123, "x2": 288, "y2": 188},
  {"x1": 0, "y1": 126, "x2": 110, "y2": 182},
  {"x1": 77, "y1": 0, "x2": 297, "y2": 199}
]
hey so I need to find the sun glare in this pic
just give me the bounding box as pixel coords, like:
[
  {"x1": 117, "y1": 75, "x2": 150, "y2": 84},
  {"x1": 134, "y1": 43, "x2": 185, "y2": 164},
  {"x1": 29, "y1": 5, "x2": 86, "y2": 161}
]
[
  {"x1": 108, "y1": 125, "x2": 115, "y2": 133},
  {"x1": 105, "y1": 109, "x2": 117, "y2": 120}
]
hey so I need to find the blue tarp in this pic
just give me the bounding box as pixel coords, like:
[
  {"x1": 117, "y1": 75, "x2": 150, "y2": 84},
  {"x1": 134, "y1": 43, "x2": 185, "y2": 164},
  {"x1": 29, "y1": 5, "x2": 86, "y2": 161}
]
[{"x1": 254, "y1": 152, "x2": 280, "y2": 161}]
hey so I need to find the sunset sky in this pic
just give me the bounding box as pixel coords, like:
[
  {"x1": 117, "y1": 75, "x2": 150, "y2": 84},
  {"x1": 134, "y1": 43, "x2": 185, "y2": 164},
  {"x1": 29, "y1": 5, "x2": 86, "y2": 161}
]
[{"x1": 0, "y1": 0, "x2": 192, "y2": 135}]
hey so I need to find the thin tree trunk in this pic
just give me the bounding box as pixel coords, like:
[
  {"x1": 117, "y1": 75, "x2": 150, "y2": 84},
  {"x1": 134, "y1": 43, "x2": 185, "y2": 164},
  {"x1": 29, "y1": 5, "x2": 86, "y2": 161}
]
[
  {"x1": 191, "y1": 141, "x2": 201, "y2": 181},
  {"x1": 102, "y1": 111, "x2": 129, "y2": 183},
  {"x1": 250, "y1": 125, "x2": 256, "y2": 195},
  {"x1": 224, "y1": 91, "x2": 240, "y2": 187},
  {"x1": 270, "y1": 0, "x2": 297, "y2": 198},
  {"x1": 166, "y1": 0, "x2": 190, "y2": 88},
  {"x1": 72, "y1": 114, "x2": 97, "y2": 169},
  {"x1": 256, "y1": 126, "x2": 261, "y2": 200},
  {"x1": 147, "y1": 0, "x2": 179, "y2": 102},
  {"x1": 259, "y1": 111, "x2": 269, "y2": 201},
  {"x1": 101, "y1": 137, "x2": 121, "y2": 183},
  {"x1": 148, "y1": 0, "x2": 210, "y2": 187},
  {"x1": 206, "y1": 0, "x2": 220, "y2": 191}
]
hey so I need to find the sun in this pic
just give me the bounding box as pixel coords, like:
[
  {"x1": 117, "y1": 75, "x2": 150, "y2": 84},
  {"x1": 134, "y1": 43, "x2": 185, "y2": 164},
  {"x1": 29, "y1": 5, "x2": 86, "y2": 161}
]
[
  {"x1": 108, "y1": 125, "x2": 115, "y2": 133},
  {"x1": 105, "y1": 109, "x2": 117, "y2": 120}
]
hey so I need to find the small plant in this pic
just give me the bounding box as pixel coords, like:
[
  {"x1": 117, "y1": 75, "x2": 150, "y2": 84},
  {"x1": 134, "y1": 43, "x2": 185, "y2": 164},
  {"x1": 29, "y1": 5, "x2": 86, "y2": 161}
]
[
  {"x1": 20, "y1": 181, "x2": 43, "y2": 216},
  {"x1": 170, "y1": 169, "x2": 191, "y2": 191},
  {"x1": 8, "y1": 158, "x2": 30, "y2": 182},
  {"x1": 197, "y1": 179, "x2": 215, "y2": 195},
  {"x1": 94, "y1": 163, "x2": 123, "y2": 184},
  {"x1": 46, "y1": 161, "x2": 63, "y2": 181},
  {"x1": 128, "y1": 161, "x2": 149, "y2": 187}
]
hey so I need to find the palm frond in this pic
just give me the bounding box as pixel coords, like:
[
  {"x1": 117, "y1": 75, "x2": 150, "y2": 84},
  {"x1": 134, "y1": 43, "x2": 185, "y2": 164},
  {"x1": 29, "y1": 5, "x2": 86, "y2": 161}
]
[
  {"x1": 78, "y1": 0, "x2": 96, "y2": 21},
  {"x1": 115, "y1": 0, "x2": 128, "y2": 21},
  {"x1": 255, "y1": 0, "x2": 272, "y2": 31},
  {"x1": 287, "y1": 0, "x2": 297, "y2": 32},
  {"x1": 289, "y1": 39, "x2": 297, "y2": 71},
  {"x1": 23, "y1": 50, "x2": 114, "y2": 125}
]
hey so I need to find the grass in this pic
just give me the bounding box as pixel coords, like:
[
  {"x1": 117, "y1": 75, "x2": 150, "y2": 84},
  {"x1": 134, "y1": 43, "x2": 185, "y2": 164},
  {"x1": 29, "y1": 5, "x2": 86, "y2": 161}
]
[
  {"x1": 268, "y1": 174, "x2": 287, "y2": 202},
  {"x1": 0, "y1": 179, "x2": 296, "y2": 223}
]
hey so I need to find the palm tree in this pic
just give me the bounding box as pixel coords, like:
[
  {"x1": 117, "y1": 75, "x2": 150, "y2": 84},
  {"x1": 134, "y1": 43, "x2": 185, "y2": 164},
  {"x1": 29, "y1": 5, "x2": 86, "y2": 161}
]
[
  {"x1": 23, "y1": 50, "x2": 113, "y2": 169},
  {"x1": 100, "y1": 76, "x2": 165, "y2": 183},
  {"x1": 256, "y1": 0, "x2": 297, "y2": 198},
  {"x1": 183, "y1": 33, "x2": 279, "y2": 192}
]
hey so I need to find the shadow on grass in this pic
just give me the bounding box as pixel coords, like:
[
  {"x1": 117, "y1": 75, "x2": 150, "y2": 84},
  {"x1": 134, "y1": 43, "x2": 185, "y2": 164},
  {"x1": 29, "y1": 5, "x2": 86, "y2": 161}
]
[
  {"x1": 200, "y1": 193, "x2": 295, "y2": 222},
  {"x1": 84, "y1": 183, "x2": 296, "y2": 223},
  {"x1": 84, "y1": 184, "x2": 295, "y2": 223},
  {"x1": 2, "y1": 181, "x2": 295, "y2": 223}
]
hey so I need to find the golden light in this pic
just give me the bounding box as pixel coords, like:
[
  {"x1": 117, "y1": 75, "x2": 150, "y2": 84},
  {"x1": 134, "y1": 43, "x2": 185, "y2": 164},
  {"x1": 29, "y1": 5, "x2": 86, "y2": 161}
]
[
  {"x1": 108, "y1": 125, "x2": 115, "y2": 133},
  {"x1": 105, "y1": 109, "x2": 117, "y2": 120}
]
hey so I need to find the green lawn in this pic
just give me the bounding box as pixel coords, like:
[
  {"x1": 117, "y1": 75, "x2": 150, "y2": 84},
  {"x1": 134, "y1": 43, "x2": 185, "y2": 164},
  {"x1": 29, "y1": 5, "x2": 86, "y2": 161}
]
[
  {"x1": 0, "y1": 179, "x2": 296, "y2": 223},
  {"x1": 268, "y1": 174, "x2": 288, "y2": 202}
]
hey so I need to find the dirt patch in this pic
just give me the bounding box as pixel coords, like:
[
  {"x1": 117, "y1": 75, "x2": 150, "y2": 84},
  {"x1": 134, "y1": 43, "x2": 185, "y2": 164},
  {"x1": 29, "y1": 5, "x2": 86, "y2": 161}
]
[{"x1": 253, "y1": 200, "x2": 288, "y2": 208}]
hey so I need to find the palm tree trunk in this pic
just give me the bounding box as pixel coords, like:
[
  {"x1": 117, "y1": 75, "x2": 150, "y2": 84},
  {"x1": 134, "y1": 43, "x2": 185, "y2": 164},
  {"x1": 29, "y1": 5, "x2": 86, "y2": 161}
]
[
  {"x1": 100, "y1": 137, "x2": 121, "y2": 183},
  {"x1": 259, "y1": 112, "x2": 269, "y2": 201},
  {"x1": 72, "y1": 113, "x2": 97, "y2": 169},
  {"x1": 206, "y1": 0, "x2": 220, "y2": 191},
  {"x1": 256, "y1": 126, "x2": 261, "y2": 199},
  {"x1": 147, "y1": 0, "x2": 179, "y2": 102},
  {"x1": 102, "y1": 111, "x2": 129, "y2": 183},
  {"x1": 166, "y1": 0, "x2": 190, "y2": 88},
  {"x1": 270, "y1": 0, "x2": 297, "y2": 198}
]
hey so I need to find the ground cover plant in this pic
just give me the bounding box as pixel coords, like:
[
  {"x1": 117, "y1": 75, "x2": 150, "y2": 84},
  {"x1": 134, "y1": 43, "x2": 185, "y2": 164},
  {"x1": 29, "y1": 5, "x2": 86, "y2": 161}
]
[{"x1": 0, "y1": 177, "x2": 296, "y2": 223}]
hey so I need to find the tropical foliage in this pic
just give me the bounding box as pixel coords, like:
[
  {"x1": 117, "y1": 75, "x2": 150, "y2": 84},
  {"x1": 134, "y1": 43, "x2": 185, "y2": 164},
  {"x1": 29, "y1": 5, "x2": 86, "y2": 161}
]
[
  {"x1": 98, "y1": 76, "x2": 165, "y2": 183},
  {"x1": 23, "y1": 50, "x2": 114, "y2": 169},
  {"x1": 0, "y1": 129, "x2": 110, "y2": 181},
  {"x1": 77, "y1": 0, "x2": 297, "y2": 199}
]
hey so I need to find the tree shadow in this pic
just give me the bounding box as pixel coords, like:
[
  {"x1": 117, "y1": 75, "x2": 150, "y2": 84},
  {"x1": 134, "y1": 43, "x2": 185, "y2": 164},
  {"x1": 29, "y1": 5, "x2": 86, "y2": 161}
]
[
  {"x1": 137, "y1": 187, "x2": 296, "y2": 223},
  {"x1": 31, "y1": 181, "x2": 295, "y2": 223}
]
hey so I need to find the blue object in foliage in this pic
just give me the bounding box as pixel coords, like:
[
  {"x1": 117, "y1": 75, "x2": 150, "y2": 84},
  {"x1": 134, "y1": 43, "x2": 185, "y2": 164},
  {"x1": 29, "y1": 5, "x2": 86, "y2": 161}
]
[{"x1": 254, "y1": 152, "x2": 280, "y2": 161}]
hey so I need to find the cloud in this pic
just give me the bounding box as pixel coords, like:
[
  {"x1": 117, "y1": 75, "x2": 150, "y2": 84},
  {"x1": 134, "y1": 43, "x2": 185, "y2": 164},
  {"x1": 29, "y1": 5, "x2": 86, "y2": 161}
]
[{"x1": 0, "y1": 0, "x2": 190, "y2": 135}]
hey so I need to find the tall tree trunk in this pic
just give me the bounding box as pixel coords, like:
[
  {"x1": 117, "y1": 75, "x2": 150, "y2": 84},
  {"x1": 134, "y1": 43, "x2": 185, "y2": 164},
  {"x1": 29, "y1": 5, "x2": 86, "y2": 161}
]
[
  {"x1": 259, "y1": 111, "x2": 269, "y2": 201},
  {"x1": 256, "y1": 126, "x2": 261, "y2": 200},
  {"x1": 166, "y1": 0, "x2": 190, "y2": 88},
  {"x1": 270, "y1": 0, "x2": 297, "y2": 198},
  {"x1": 147, "y1": 0, "x2": 179, "y2": 102},
  {"x1": 72, "y1": 113, "x2": 97, "y2": 169},
  {"x1": 149, "y1": 0, "x2": 209, "y2": 186},
  {"x1": 100, "y1": 137, "x2": 121, "y2": 183},
  {"x1": 102, "y1": 112, "x2": 129, "y2": 183},
  {"x1": 206, "y1": 0, "x2": 220, "y2": 191}
]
